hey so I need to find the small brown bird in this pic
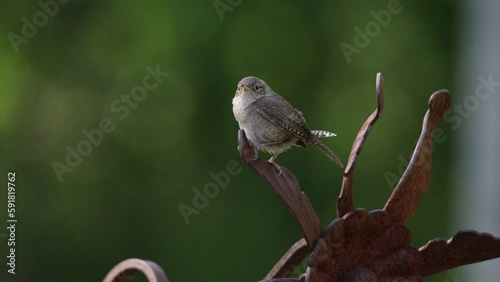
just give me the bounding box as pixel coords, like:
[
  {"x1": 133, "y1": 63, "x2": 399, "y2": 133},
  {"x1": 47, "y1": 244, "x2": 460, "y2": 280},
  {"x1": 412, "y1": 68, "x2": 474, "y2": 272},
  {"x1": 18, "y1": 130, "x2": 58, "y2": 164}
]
[{"x1": 232, "y1": 76, "x2": 343, "y2": 168}]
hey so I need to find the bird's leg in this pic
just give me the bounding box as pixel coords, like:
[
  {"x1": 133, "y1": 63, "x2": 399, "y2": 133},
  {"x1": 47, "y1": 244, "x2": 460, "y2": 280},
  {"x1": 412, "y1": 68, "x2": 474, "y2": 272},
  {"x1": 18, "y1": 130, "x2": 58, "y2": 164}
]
[
  {"x1": 268, "y1": 153, "x2": 283, "y2": 176},
  {"x1": 268, "y1": 153, "x2": 279, "y2": 163}
]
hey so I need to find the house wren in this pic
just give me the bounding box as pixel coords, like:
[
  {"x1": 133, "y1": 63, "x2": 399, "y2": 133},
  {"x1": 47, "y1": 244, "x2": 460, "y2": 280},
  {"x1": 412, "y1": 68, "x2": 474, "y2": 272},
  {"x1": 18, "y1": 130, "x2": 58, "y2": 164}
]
[{"x1": 232, "y1": 76, "x2": 343, "y2": 168}]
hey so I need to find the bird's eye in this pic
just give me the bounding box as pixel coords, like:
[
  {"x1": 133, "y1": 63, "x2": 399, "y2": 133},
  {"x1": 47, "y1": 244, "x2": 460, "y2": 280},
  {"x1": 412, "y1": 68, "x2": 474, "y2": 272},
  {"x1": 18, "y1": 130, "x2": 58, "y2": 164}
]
[{"x1": 254, "y1": 84, "x2": 261, "y2": 91}]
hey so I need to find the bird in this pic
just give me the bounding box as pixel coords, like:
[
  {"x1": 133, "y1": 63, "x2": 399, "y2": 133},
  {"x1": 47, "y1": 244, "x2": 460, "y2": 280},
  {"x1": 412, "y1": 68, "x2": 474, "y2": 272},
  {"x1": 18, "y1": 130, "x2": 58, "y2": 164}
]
[{"x1": 232, "y1": 76, "x2": 343, "y2": 168}]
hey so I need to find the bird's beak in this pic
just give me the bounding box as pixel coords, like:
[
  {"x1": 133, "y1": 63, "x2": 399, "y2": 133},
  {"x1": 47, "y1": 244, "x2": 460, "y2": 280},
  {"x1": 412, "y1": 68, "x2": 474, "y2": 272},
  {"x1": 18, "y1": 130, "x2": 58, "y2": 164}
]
[{"x1": 240, "y1": 84, "x2": 251, "y2": 93}]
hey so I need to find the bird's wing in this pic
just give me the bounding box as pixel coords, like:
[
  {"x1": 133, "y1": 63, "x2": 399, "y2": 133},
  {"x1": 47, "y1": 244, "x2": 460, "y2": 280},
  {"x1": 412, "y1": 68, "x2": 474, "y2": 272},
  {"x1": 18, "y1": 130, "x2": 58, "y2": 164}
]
[{"x1": 253, "y1": 95, "x2": 313, "y2": 141}]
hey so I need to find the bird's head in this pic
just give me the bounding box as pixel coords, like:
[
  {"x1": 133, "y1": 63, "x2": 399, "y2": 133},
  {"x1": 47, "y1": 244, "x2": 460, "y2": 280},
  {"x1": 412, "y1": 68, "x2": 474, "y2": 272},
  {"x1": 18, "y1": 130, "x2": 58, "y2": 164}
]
[{"x1": 235, "y1": 76, "x2": 270, "y2": 102}]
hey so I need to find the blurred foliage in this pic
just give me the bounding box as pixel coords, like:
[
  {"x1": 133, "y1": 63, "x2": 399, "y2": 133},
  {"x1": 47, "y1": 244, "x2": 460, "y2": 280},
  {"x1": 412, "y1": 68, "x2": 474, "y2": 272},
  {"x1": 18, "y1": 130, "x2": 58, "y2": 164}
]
[{"x1": 0, "y1": 1, "x2": 464, "y2": 281}]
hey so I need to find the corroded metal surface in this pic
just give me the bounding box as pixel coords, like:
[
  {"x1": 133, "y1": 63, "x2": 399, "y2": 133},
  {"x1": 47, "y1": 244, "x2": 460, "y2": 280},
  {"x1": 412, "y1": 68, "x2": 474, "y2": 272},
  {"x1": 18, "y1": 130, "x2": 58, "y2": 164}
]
[
  {"x1": 307, "y1": 209, "x2": 423, "y2": 282},
  {"x1": 239, "y1": 129, "x2": 323, "y2": 249},
  {"x1": 103, "y1": 73, "x2": 500, "y2": 282},
  {"x1": 265, "y1": 238, "x2": 310, "y2": 279},
  {"x1": 419, "y1": 230, "x2": 500, "y2": 277},
  {"x1": 103, "y1": 258, "x2": 168, "y2": 282},
  {"x1": 338, "y1": 72, "x2": 384, "y2": 218},
  {"x1": 239, "y1": 73, "x2": 500, "y2": 281},
  {"x1": 384, "y1": 90, "x2": 451, "y2": 222}
]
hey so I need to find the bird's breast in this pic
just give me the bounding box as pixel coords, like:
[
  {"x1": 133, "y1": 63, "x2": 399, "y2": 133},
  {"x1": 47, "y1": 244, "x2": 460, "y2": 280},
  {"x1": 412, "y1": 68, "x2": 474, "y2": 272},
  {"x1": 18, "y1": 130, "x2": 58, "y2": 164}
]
[{"x1": 232, "y1": 95, "x2": 256, "y2": 123}]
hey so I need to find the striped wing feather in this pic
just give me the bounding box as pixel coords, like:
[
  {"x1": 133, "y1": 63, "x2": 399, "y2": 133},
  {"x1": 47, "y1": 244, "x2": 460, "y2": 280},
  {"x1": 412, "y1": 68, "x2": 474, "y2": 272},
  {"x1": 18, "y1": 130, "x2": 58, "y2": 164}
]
[{"x1": 253, "y1": 95, "x2": 312, "y2": 141}]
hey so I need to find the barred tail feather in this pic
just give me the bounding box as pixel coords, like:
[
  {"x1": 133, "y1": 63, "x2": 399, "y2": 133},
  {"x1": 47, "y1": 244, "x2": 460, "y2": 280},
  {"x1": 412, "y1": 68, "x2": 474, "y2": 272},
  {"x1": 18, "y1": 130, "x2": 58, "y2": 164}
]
[
  {"x1": 312, "y1": 139, "x2": 344, "y2": 168},
  {"x1": 311, "y1": 130, "x2": 337, "y2": 139}
]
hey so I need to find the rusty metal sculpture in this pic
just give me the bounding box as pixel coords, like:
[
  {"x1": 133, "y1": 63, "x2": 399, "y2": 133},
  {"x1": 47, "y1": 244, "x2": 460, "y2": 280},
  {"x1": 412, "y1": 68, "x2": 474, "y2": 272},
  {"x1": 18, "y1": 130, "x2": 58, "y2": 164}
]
[
  {"x1": 240, "y1": 73, "x2": 500, "y2": 282},
  {"x1": 103, "y1": 73, "x2": 500, "y2": 282}
]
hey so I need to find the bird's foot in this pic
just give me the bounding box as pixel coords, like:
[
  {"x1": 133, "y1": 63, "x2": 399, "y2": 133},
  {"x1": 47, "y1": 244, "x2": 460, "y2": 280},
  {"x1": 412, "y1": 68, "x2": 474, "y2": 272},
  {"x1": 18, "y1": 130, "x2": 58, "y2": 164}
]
[
  {"x1": 238, "y1": 144, "x2": 260, "y2": 161},
  {"x1": 268, "y1": 155, "x2": 283, "y2": 176},
  {"x1": 270, "y1": 162, "x2": 283, "y2": 176},
  {"x1": 250, "y1": 146, "x2": 259, "y2": 161}
]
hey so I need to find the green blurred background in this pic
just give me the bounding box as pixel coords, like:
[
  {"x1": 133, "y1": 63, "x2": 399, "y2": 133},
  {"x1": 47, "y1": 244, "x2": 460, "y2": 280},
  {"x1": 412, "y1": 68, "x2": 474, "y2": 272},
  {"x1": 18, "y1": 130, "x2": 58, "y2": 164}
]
[{"x1": 0, "y1": 0, "x2": 491, "y2": 281}]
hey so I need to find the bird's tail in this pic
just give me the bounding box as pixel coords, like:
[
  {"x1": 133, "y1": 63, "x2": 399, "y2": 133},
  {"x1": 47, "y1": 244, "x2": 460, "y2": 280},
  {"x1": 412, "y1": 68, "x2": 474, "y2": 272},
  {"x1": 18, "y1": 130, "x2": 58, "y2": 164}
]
[
  {"x1": 311, "y1": 130, "x2": 337, "y2": 139},
  {"x1": 311, "y1": 138, "x2": 344, "y2": 168}
]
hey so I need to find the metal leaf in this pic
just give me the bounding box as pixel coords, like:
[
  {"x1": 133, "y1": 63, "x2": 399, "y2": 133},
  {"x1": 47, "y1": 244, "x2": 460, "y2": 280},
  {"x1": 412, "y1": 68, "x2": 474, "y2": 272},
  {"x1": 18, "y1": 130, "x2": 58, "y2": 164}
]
[
  {"x1": 384, "y1": 90, "x2": 451, "y2": 222},
  {"x1": 238, "y1": 129, "x2": 322, "y2": 249},
  {"x1": 337, "y1": 73, "x2": 384, "y2": 218},
  {"x1": 419, "y1": 230, "x2": 500, "y2": 276}
]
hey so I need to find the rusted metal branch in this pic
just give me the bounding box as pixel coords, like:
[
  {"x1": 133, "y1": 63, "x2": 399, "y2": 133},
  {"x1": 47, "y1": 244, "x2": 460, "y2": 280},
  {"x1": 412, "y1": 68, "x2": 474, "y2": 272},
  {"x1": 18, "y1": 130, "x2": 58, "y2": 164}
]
[
  {"x1": 103, "y1": 258, "x2": 169, "y2": 282},
  {"x1": 238, "y1": 129, "x2": 323, "y2": 249},
  {"x1": 264, "y1": 238, "x2": 310, "y2": 279},
  {"x1": 337, "y1": 72, "x2": 384, "y2": 218},
  {"x1": 384, "y1": 90, "x2": 451, "y2": 222}
]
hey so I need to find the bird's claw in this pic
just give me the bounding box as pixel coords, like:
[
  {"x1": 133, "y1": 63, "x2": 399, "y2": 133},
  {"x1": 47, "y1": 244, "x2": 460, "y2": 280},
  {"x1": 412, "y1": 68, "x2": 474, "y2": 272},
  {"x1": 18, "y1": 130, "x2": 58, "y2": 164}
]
[
  {"x1": 269, "y1": 161, "x2": 283, "y2": 177},
  {"x1": 250, "y1": 146, "x2": 259, "y2": 161}
]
